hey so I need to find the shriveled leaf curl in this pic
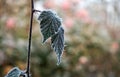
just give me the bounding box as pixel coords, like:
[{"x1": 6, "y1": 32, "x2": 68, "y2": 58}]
[{"x1": 38, "y1": 10, "x2": 64, "y2": 65}]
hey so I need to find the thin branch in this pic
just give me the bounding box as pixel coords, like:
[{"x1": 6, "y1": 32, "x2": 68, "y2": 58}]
[
  {"x1": 33, "y1": 9, "x2": 42, "y2": 13},
  {"x1": 26, "y1": 0, "x2": 34, "y2": 77}
]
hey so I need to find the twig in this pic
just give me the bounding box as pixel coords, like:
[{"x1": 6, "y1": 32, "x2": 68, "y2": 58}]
[
  {"x1": 26, "y1": 0, "x2": 42, "y2": 76},
  {"x1": 33, "y1": 9, "x2": 41, "y2": 13},
  {"x1": 26, "y1": 0, "x2": 34, "y2": 77}
]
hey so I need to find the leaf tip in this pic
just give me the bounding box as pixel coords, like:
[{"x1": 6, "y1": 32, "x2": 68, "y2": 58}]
[{"x1": 56, "y1": 54, "x2": 62, "y2": 65}]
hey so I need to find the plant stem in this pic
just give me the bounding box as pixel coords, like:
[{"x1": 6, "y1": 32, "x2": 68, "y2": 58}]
[{"x1": 26, "y1": 0, "x2": 34, "y2": 77}]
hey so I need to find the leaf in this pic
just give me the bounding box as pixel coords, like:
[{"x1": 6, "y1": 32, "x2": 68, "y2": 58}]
[
  {"x1": 38, "y1": 10, "x2": 65, "y2": 65},
  {"x1": 51, "y1": 27, "x2": 64, "y2": 65},
  {"x1": 38, "y1": 10, "x2": 62, "y2": 43},
  {"x1": 5, "y1": 67, "x2": 21, "y2": 77}
]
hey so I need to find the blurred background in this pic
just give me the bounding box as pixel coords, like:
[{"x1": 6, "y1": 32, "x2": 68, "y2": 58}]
[{"x1": 0, "y1": 0, "x2": 120, "y2": 77}]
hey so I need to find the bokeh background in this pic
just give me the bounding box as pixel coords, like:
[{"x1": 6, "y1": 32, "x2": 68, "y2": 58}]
[{"x1": 0, "y1": 0, "x2": 120, "y2": 77}]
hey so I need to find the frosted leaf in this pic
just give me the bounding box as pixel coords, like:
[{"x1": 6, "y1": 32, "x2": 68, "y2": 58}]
[
  {"x1": 38, "y1": 10, "x2": 62, "y2": 43},
  {"x1": 38, "y1": 10, "x2": 65, "y2": 65},
  {"x1": 5, "y1": 67, "x2": 21, "y2": 77},
  {"x1": 51, "y1": 27, "x2": 64, "y2": 65}
]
